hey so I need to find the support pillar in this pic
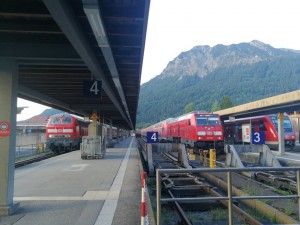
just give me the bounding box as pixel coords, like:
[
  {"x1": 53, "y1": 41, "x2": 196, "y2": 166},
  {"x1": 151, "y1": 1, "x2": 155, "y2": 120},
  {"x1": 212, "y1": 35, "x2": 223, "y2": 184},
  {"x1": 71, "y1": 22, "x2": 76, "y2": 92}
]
[
  {"x1": 0, "y1": 59, "x2": 20, "y2": 215},
  {"x1": 277, "y1": 113, "x2": 285, "y2": 155}
]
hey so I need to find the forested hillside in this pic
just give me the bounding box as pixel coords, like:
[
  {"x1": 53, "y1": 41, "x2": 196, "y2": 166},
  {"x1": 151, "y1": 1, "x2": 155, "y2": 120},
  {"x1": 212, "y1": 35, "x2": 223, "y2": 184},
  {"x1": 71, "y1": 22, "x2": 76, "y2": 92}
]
[{"x1": 137, "y1": 41, "x2": 300, "y2": 128}]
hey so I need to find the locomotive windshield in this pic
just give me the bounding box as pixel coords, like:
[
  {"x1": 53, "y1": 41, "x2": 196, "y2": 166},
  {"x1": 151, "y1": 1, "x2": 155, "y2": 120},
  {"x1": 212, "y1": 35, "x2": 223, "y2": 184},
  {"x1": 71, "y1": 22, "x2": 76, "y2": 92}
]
[
  {"x1": 62, "y1": 117, "x2": 72, "y2": 124},
  {"x1": 269, "y1": 115, "x2": 293, "y2": 132},
  {"x1": 196, "y1": 115, "x2": 220, "y2": 126},
  {"x1": 50, "y1": 117, "x2": 60, "y2": 125},
  {"x1": 49, "y1": 116, "x2": 73, "y2": 125}
]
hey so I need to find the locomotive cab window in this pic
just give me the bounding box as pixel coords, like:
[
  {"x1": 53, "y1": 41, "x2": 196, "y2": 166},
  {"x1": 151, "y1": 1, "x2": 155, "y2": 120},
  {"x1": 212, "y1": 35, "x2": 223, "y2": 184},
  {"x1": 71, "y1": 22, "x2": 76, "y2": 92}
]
[
  {"x1": 259, "y1": 121, "x2": 267, "y2": 131},
  {"x1": 50, "y1": 117, "x2": 60, "y2": 125},
  {"x1": 208, "y1": 117, "x2": 220, "y2": 126},
  {"x1": 284, "y1": 116, "x2": 293, "y2": 132},
  {"x1": 62, "y1": 117, "x2": 72, "y2": 124},
  {"x1": 197, "y1": 118, "x2": 207, "y2": 125}
]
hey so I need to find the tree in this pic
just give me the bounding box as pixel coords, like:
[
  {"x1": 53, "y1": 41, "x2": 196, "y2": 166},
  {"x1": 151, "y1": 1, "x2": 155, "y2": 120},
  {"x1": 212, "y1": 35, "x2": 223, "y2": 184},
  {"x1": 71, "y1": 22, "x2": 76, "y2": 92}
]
[
  {"x1": 184, "y1": 102, "x2": 194, "y2": 113},
  {"x1": 220, "y1": 96, "x2": 233, "y2": 109},
  {"x1": 211, "y1": 100, "x2": 220, "y2": 112}
]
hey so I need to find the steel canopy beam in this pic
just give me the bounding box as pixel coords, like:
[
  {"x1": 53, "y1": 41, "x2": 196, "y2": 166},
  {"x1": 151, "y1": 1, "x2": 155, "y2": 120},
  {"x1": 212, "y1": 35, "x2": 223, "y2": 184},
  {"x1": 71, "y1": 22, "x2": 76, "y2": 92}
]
[
  {"x1": 18, "y1": 85, "x2": 88, "y2": 117},
  {"x1": 70, "y1": 104, "x2": 116, "y2": 111},
  {"x1": 43, "y1": 0, "x2": 132, "y2": 129},
  {"x1": 0, "y1": 43, "x2": 79, "y2": 59}
]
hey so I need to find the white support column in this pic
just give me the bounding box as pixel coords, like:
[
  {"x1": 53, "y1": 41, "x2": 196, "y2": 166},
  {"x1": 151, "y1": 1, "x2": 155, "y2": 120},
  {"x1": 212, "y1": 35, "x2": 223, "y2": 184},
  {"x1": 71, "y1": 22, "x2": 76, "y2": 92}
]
[
  {"x1": 0, "y1": 59, "x2": 20, "y2": 215},
  {"x1": 277, "y1": 113, "x2": 285, "y2": 155}
]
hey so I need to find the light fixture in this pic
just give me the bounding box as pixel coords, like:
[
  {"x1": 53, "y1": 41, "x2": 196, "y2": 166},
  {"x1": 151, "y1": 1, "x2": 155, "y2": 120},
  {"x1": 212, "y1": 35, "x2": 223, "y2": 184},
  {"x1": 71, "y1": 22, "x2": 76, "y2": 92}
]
[
  {"x1": 83, "y1": 5, "x2": 109, "y2": 47},
  {"x1": 83, "y1": 4, "x2": 134, "y2": 129}
]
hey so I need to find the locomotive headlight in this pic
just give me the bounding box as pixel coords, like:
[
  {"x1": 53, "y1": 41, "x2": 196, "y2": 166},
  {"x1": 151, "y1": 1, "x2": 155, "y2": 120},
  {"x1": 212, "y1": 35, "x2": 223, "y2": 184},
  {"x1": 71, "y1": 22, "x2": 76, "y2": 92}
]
[
  {"x1": 214, "y1": 131, "x2": 222, "y2": 136},
  {"x1": 49, "y1": 134, "x2": 53, "y2": 138},
  {"x1": 197, "y1": 131, "x2": 206, "y2": 136}
]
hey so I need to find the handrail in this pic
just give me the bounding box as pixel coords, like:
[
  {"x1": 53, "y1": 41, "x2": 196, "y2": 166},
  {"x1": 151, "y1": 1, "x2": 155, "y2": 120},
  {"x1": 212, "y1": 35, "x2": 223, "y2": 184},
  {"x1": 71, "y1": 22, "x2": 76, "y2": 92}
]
[{"x1": 156, "y1": 167, "x2": 300, "y2": 225}]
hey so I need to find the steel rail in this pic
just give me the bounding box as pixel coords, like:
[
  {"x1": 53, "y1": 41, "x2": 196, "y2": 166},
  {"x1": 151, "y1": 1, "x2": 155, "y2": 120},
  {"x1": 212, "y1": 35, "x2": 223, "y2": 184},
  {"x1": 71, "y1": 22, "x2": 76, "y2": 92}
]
[{"x1": 156, "y1": 167, "x2": 300, "y2": 225}]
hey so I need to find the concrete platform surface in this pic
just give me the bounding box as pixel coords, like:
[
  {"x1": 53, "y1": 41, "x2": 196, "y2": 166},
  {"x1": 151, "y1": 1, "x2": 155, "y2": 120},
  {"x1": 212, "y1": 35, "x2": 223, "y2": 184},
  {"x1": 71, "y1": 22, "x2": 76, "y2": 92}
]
[{"x1": 0, "y1": 137, "x2": 148, "y2": 225}]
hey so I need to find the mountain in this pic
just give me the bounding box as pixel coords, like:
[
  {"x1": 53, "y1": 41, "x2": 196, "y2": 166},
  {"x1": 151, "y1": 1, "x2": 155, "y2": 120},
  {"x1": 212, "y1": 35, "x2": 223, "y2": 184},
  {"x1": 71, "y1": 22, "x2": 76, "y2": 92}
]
[
  {"x1": 137, "y1": 40, "x2": 300, "y2": 128},
  {"x1": 39, "y1": 108, "x2": 64, "y2": 117}
]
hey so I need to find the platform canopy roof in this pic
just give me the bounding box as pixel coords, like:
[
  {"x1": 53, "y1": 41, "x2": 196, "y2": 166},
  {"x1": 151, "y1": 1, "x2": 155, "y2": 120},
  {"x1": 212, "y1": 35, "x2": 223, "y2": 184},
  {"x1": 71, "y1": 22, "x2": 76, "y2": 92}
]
[{"x1": 0, "y1": 0, "x2": 150, "y2": 130}]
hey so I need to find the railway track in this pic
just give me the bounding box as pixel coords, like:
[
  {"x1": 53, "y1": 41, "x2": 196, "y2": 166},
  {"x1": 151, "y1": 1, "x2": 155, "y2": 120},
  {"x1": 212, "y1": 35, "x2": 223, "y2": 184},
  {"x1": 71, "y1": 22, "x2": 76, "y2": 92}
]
[
  {"x1": 15, "y1": 152, "x2": 55, "y2": 168},
  {"x1": 151, "y1": 152, "x2": 263, "y2": 224},
  {"x1": 137, "y1": 138, "x2": 300, "y2": 224}
]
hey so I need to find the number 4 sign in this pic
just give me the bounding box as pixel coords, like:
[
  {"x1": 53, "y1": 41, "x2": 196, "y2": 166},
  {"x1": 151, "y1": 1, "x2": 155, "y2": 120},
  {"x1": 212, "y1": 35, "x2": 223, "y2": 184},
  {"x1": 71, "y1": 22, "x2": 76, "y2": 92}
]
[
  {"x1": 147, "y1": 132, "x2": 159, "y2": 143},
  {"x1": 83, "y1": 80, "x2": 102, "y2": 99},
  {"x1": 252, "y1": 131, "x2": 265, "y2": 144}
]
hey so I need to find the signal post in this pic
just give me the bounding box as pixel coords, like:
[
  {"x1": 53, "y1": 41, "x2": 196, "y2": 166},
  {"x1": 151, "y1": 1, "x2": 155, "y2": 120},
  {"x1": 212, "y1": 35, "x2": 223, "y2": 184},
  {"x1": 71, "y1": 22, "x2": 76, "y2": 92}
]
[{"x1": 277, "y1": 113, "x2": 285, "y2": 155}]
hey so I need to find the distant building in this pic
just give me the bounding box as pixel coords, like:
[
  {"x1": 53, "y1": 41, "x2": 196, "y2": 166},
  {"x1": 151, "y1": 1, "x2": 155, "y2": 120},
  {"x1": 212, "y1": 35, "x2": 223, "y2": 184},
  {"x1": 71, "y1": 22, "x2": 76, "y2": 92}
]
[
  {"x1": 16, "y1": 116, "x2": 49, "y2": 146},
  {"x1": 17, "y1": 116, "x2": 48, "y2": 133}
]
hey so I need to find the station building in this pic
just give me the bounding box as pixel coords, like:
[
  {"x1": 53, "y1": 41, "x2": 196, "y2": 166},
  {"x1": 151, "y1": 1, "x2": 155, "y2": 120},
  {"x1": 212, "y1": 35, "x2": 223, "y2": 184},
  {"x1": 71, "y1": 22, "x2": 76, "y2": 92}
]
[{"x1": 16, "y1": 116, "x2": 48, "y2": 146}]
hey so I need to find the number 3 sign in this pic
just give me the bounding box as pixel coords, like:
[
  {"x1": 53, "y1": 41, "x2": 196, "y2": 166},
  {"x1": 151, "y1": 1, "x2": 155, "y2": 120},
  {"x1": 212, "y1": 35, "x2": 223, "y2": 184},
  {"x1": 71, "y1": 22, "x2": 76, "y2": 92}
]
[
  {"x1": 147, "y1": 132, "x2": 159, "y2": 143},
  {"x1": 252, "y1": 131, "x2": 265, "y2": 144}
]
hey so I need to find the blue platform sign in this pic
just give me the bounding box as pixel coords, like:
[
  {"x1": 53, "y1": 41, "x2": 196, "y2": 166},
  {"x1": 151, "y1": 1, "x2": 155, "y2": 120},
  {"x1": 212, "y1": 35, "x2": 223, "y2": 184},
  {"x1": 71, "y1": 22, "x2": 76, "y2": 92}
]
[
  {"x1": 83, "y1": 80, "x2": 102, "y2": 99},
  {"x1": 252, "y1": 131, "x2": 265, "y2": 144},
  {"x1": 147, "y1": 132, "x2": 159, "y2": 143}
]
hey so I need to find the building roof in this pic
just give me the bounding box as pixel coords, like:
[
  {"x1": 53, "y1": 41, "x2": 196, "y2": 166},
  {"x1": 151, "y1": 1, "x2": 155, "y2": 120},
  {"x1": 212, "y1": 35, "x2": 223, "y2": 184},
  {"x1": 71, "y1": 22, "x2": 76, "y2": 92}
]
[{"x1": 17, "y1": 116, "x2": 49, "y2": 127}]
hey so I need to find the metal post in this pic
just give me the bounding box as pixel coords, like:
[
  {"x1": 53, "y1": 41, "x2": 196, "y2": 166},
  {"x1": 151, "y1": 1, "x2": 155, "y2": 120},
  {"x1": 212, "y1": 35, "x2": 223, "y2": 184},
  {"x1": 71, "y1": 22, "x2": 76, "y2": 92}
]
[
  {"x1": 227, "y1": 171, "x2": 233, "y2": 225},
  {"x1": 203, "y1": 150, "x2": 208, "y2": 167},
  {"x1": 209, "y1": 149, "x2": 216, "y2": 168},
  {"x1": 297, "y1": 170, "x2": 300, "y2": 221},
  {"x1": 156, "y1": 169, "x2": 161, "y2": 225},
  {"x1": 278, "y1": 113, "x2": 285, "y2": 155},
  {"x1": 199, "y1": 149, "x2": 203, "y2": 166}
]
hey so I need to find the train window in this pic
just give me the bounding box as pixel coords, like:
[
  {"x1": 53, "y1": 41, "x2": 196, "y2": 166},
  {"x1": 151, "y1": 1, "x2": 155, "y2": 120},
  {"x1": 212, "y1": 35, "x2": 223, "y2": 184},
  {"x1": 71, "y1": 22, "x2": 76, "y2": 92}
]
[
  {"x1": 259, "y1": 121, "x2": 267, "y2": 131},
  {"x1": 208, "y1": 118, "x2": 220, "y2": 126},
  {"x1": 284, "y1": 117, "x2": 293, "y2": 132},
  {"x1": 188, "y1": 119, "x2": 191, "y2": 126},
  {"x1": 50, "y1": 117, "x2": 60, "y2": 124},
  {"x1": 62, "y1": 117, "x2": 72, "y2": 124},
  {"x1": 283, "y1": 121, "x2": 292, "y2": 128},
  {"x1": 197, "y1": 118, "x2": 207, "y2": 125}
]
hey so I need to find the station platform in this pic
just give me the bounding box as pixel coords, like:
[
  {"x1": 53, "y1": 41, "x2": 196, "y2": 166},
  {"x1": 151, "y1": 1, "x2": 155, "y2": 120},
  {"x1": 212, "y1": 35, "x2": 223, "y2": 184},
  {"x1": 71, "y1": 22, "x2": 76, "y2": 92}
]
[
  {"x1": 275, "y1": 150, "x2": 300, "y2": 166},
  {"x1": 1, "y1": 137, "x2": 154, "y2": 225}
]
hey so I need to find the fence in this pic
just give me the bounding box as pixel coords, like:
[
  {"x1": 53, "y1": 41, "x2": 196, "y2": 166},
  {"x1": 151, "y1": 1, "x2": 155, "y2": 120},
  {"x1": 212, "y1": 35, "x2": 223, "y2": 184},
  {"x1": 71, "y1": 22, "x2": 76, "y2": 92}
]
[
  {"x1": 15, "y1": 143, "x2": 45, "y2": 158},
  {"x1": 156, "y1": 166, "x2": 300, "y2": 225}
]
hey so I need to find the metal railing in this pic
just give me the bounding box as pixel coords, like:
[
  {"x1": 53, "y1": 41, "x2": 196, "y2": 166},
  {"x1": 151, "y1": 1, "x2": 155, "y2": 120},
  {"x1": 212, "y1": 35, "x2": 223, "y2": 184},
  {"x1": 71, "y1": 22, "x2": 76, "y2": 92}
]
[
  {"x1": 156, "y1": 167, "x2": 300, "y2": 225},
  {"x1": 15, "y1": 143, "x2": 45, "y2": 158}
]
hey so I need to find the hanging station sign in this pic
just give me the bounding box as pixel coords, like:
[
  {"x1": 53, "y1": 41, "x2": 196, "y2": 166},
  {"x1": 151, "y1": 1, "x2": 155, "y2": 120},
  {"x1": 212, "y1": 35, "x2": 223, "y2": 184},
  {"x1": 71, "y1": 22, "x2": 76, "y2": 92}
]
[{"x1": 83, "y1": 80, "x2": 102, "y2": 99}]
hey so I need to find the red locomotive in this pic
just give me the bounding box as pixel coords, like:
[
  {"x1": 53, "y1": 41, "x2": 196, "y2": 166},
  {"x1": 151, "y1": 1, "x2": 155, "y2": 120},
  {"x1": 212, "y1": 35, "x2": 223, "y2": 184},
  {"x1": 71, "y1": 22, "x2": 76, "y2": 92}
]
[
  {"x1": 141, "y1": 112, "x2": 224, "y2": 151},
  {"x1": 224, "y1": 114, "x2": 296, "y2": 149},
  {"x1": 45, "y1": 113, "x2": 88, "y2": 154}
]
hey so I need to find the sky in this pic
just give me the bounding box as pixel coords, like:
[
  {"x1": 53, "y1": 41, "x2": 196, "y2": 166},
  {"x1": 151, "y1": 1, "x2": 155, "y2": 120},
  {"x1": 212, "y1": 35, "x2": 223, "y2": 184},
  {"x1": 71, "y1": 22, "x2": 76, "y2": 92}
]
[
  {"x1": 140, "y1": 0, "x2": 300, "y2": 84},
  {"x1": 17, "y1": 0, "x2": 300, "y2": 121}
]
